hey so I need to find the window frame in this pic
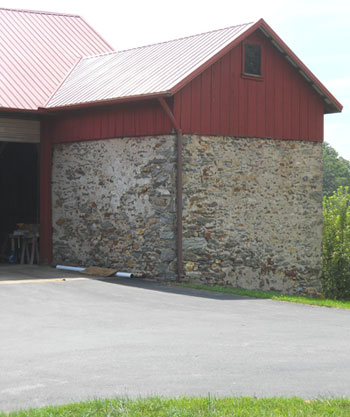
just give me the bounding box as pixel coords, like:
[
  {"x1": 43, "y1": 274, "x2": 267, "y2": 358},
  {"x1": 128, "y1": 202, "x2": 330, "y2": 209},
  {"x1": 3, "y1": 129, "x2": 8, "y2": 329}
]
[{"x1": 241, "y1": 42, "x2": 264, "y2": 81}]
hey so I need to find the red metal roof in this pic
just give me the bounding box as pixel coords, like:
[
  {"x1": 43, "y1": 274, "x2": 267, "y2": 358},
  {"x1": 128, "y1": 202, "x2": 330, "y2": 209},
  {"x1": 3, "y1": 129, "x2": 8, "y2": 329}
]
[
  {"x1": 0, "y1": 8, "x2": 114, "y2": 110},
  {"x1": 45, "y1": 22, "x2": 255, "y2": 109},
  {"x1": 46, "y1": 19, "x2": 342, "y2": 114}
]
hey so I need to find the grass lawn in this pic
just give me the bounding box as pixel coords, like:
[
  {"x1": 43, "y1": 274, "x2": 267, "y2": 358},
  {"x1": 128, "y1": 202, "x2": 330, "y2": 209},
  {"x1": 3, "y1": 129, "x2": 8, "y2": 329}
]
[
  {"x1": 178, "y1": 284, "x2": 350, "y2": 309},
  {"x1": 2, "y1": 397, "x2": 350, "y2": 417}
]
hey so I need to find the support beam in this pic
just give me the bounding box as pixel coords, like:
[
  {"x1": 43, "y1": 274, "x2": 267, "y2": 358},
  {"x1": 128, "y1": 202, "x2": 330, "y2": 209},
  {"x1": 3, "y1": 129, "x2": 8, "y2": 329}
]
[
  {"x1": 39, "y1": 118, "x2": 53, "y2": 264},
  {"x1": 158, "y1": 97, "x2": 184, "y2": 281}
]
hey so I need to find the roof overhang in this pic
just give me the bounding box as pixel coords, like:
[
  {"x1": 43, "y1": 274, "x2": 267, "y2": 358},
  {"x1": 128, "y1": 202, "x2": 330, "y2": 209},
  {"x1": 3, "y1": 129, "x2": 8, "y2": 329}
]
[
  {"x1": 0, "y1": 108, "x2": 44, "y2": 121},
  {"x1": 257, "y1": 20, "x2": 342, "y2": 114},
  {"x1": 39, "y1": 92, "x2": 171, "y2": 113}
]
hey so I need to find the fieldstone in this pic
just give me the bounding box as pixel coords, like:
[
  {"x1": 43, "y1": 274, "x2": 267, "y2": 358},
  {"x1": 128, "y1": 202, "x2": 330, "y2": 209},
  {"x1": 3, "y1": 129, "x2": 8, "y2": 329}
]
[
  {"x1": 101, "y1": 221, "x2": 113, "y2": 229},
  {"x1": 157, "y1": 188, "x2": 171, "y2": 196},
  {"x1": 51, "y1": 133, "x2": 323, "y2": 296},
  {"x1": 160, "y1": 248, "x2": 175, "y2": 262},
  {"x1": 159, "y1": 231, "x2": 175, "y2": 240},
  {"x1": 185, "y1": 261, "x2": 195, "y2": 271},
  {"x1": 52, "y1": 135, "x2": 177, "y2": 280},
  {"x1": 183, "y1": 238, "x2": 208, "y2": 251},
  {"x1": 182, "y1": 135, "x2": 322, "y2": 295}
]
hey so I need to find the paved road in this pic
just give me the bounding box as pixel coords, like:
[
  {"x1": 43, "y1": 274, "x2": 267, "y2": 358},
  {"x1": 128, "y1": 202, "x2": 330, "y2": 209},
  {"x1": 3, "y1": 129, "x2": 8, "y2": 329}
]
[{"x1": 0, "y1": 265, "x2": 349, "y2": 412}]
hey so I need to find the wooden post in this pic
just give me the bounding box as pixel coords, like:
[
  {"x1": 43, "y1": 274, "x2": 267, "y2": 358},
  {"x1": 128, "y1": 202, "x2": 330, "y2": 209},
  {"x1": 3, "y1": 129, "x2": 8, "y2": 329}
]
[{"x1": 39, "y1": 117, "x2": 53, "y2": 264}]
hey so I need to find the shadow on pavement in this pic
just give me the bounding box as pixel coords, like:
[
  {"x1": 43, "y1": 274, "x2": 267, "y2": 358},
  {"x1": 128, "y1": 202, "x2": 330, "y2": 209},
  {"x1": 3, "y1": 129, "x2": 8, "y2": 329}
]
[
  {"x1": 100, "y1": 276, "x2": 254, "y2": 301},
  {"x1": 0, "y1": 264, "x2": 256, "y2": 301}
]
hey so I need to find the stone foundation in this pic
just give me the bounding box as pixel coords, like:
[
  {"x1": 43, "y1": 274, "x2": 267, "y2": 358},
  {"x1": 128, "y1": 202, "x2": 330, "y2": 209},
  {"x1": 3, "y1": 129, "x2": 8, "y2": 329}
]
[
  {"x1": 52, "y1": 135, "x2": 177, "y2": 280},
  {"x1": 51, "y1": 134, "x2": 323, "y2": 295},
  {"x1": 182, "y1": 135, "x2": 323, "y2": 295}
]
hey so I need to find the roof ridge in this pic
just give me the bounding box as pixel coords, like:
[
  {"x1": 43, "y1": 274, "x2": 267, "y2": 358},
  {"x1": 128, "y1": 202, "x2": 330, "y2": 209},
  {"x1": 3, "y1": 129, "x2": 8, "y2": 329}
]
[
  {"x1": 117, "y1": 21, "x2": 255, "y2": 53},
  {"x1": 81, "y1": 51, "x2": 120, "y2": 60},
  {"x1": 0, "y1": 7, "x2": 81, "y2": 18},
  {"x1": 79, "y1": 21, "x2": 255, "y2": 61}
]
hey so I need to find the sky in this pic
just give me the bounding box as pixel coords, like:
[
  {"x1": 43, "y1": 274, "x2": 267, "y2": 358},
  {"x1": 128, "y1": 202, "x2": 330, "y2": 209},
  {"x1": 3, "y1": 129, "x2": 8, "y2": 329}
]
[{"x1": 2, "y1": 0, "x2": 349, "y2": 158}]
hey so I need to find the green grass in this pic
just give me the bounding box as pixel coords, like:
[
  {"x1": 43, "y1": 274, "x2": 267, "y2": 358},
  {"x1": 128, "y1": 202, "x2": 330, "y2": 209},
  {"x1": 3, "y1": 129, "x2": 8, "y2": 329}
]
[
  {"x1": 2, "y1": 397, "x2": 350, "y2": 417},
  {"x1": 178, "y1": 284, "x2": 350, "y2": 309}
]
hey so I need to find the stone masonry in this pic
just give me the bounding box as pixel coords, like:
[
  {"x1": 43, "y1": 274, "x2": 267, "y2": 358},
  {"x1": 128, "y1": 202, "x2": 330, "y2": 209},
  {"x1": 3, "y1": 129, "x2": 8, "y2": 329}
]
[
  {"x1": 52, "y1": 135, "x2": 177, "y2": 280},
  {"x1": 182, "y1": 135, "x2": 323, "y2": 295},
  {"x1": 52, "y1": 134, "x2": 323, "y2": 295}
]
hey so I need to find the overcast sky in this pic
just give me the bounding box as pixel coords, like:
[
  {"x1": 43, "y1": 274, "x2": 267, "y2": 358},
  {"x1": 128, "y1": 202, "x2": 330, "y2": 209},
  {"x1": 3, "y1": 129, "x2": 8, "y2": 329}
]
[{"x1": 3, "y1": 0, "x2": 349, "y2": 158}]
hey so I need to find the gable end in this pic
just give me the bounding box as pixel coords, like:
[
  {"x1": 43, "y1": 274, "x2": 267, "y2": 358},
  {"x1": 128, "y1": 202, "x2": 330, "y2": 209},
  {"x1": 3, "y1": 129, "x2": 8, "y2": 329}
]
[{"x1": 173, "y1": 29, "x2": 325, "y2": 141}]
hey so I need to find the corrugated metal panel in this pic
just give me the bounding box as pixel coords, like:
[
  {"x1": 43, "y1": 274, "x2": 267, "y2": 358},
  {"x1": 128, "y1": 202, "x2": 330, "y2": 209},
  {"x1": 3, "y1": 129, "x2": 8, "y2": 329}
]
[
  {"x1": 46, "y1": 23, "x2": 255, "y2": 108},
  {"x1": 0, "y1": 8, "x2": 114, "y2": 110}
]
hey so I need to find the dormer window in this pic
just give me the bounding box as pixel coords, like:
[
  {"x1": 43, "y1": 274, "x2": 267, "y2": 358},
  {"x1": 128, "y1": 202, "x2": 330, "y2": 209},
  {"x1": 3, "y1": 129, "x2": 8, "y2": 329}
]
[{"x1": 244, "y1": 43, "x2": 261, "y2": 76}]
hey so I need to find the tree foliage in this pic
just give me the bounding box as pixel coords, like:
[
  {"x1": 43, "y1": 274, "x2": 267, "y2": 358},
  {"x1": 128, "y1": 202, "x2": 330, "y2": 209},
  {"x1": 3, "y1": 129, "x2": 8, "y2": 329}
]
[
  {"x1": 322, "y1": 186, "x2": 350, "y2": 300},
  {"x1": 323, "y1": 142, "x2": 350, "y2": 197}
]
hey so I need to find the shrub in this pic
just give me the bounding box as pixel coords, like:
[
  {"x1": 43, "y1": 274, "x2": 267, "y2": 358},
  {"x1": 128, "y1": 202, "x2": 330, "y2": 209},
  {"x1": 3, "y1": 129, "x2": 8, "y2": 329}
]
[
  {"x1": 323, "y1": 142, "x2": 350, "y2": 197},
  {"x1": 322, "y1": 186, "x2": 350, "y2": 300}
]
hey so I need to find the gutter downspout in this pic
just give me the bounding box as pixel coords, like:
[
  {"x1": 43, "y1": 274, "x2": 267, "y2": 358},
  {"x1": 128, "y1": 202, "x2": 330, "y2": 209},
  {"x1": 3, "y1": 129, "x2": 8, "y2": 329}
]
[{"x1": 158, "y1": 97, "x2": 184, "y2": 281}]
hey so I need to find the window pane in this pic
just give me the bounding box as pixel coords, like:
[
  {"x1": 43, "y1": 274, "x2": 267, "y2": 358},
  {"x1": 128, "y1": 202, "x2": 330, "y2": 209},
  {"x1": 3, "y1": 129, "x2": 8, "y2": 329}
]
[{"x1": 244, "y1": 44, "x2": 261, "y2": 76}]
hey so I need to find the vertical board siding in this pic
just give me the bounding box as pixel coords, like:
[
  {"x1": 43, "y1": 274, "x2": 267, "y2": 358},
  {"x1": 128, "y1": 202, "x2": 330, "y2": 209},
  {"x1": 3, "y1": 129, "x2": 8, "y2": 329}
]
[
  {"x1": 290, "y1": 73, "x2": 300, "y2": 140},
  {"x1": 211, "y1": 60, "x2": 221, "y2": 135},
  {"x1": 283, "y1": 65, "x2": 292, "y2": 139},
  {"x1": 247, "y1": 79, "x2": 257, "y2": 137},
  {"x1": 264, "y1": 42, "x2": 274, "y2": 138},
  {"x1": 220, "y1": 53, "x2": 230, "y2": 136},
  {"x1": 191, "y1": 75, "x2": 202, "y2": 132},
  {"x1": 50, "y1": 100, "x2": 172, "y2": 143},
  {"x1": 180, "y1": 83, "x2": 192, "y2": 132},
  {"x1": 229, "y1": 46, "x2": 240, "y2": 135},
  {"x1": 200, "y1": 67, "x2": 212, "y2": 134},
  {"x1": 255, "y1": 78, "x2": 265, "y2": 138},
  {"x1": 316, "y1": 98, "x2": 324, "y2": 140},
  {"x1": 174, "y1": 30, "x2": 324, "y2": 141},
  {"x1": 238, "y1": 71, "x2": 247, "y2": 136},
  {"x1": 299, "y1": 85, "x2": 309, "y2": 140}
]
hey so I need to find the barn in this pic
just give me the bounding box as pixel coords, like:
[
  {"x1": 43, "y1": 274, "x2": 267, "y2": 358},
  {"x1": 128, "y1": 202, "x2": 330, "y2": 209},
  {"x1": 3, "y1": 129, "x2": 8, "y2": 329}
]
[
  {"x1": 0, "y1": 8, "x2": 113, "y2": 263},
  {"x1": 0, "y1": 8, "x2": 343, "y2": 294}
]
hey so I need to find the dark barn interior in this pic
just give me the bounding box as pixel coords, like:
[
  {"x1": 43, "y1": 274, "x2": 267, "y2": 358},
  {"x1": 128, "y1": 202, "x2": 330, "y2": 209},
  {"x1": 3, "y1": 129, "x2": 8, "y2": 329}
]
[{"x1": 0, "y1": 142, "x2": 39, "y2": 261}]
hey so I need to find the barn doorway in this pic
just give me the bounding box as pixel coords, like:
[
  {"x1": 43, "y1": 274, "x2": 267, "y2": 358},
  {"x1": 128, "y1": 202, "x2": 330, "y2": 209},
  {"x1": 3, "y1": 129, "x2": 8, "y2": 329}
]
[{"x1": 0, "y1": 142, "x2": 40, "y2": 263}]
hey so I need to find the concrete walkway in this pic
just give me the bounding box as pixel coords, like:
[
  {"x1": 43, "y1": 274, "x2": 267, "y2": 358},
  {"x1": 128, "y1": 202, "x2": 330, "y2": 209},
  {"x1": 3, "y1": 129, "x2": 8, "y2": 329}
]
[{"x1": 0, "y1": 265, "x2": 349, "y2": 412}]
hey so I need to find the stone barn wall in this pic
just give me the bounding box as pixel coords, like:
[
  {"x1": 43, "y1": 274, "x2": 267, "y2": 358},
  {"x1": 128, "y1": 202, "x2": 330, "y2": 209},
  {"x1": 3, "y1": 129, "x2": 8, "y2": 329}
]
[
  {"x1": 52, "y1": 135, "x2": 177, "y2": 280},
  {"x1": 182, "y1": 135, "x2": 323, "y2": 295},
  {"x1": 51, "y1": 134, "x2": 323, "y2": 295}
]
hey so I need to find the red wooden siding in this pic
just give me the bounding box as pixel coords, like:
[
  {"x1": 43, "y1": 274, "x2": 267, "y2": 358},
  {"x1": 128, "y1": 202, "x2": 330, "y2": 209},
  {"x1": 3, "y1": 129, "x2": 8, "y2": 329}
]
[
  {"x1": 50, "y1": 100, "x2": 173, "y2": 143},
  {"x1": 173, "y1": 30, "x2": 325, "y2": 141},
  {"x1": 49, "y1": 30, "x2": 325, "y2": 144}
]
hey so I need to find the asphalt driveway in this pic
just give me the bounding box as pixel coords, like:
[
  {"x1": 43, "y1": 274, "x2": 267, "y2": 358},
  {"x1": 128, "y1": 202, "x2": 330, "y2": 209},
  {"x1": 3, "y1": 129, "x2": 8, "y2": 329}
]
[{"x1": 0, "y1": 265, "x2": 349, "y2": 412}]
